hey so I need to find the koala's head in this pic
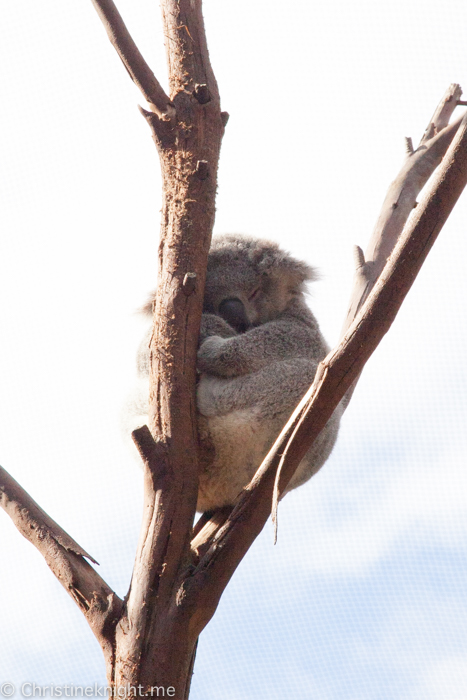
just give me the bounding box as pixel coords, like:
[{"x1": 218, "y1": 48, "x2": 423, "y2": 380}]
[{"x1": 204, "y1": 234, "x2": 317, "y2": 332}]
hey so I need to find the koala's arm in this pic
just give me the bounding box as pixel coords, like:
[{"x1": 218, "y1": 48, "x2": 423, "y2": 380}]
[
  {"x1": 197, "y1": 314, "x2": 327, "y2": 378},
  {"x1": 199, "y1": 313, "x2": 238, "y2": 343},
  {"x1": 135, "y1": 314, "x2": 237, "y2": 379}
]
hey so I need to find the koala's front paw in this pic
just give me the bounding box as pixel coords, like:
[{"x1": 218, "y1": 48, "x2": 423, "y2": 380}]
[
  {"x1": 199, "y1": 313, "x2": 237, "y2": 344},
  {"x1": 197, "y1": 336, "x2": 227, "y2": 374}
]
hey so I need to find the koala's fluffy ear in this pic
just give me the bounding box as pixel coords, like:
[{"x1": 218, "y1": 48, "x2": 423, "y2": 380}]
[{"x1": 254, "y1": 245, "x2": 318, "y2": 295}]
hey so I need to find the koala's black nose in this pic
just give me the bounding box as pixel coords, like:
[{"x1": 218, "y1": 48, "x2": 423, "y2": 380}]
[{"x1": 218, "y1": 298, "x2": 249, "y2": 333}]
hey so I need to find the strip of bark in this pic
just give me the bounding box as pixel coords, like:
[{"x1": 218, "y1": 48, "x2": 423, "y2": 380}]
[
  {"x1": 191, "y1": 507, "x2": 232, "y2": 561},
  {"x1": 0, "y1": 465, "x2": 122, "y2": 678},
  {"x1": 183, "y1": 109, "x2": 467, "y2": 633}
]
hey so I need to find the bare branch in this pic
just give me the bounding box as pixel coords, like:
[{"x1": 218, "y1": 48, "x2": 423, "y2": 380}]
[
  {"x1": 0, "y1": 465, "x2": 96, "y2": 562},
  {"x1": 421, "y1": 83, "x2": 462, "y2": 141},
  {"x1": 183, "y1": 110, "x2": 467, "y2": 630},
  {"x1": 90, "y1": 0, "x2": 173, "y2": 116},
  {"x1": 0, "y1": 465, "x2": 122, "y2": 676},
  {"x1": 191, "y1": 507, "x2": 232, "y2": 561},
  {"x1": 108, "y1": 3, "x2": 227, "y2": 689},
  {"x1": 114, "y1": 426, "x2": 176, "y2": 681},
  {"x1": 82, "y1": 0, "x2": 226, "y2": 690},
  {"x1": 114, "y1": 426, "x2": 199, "y2": 694},
  {"x1": 342, "y1": 84, "x2": 464, "y2": 335}
]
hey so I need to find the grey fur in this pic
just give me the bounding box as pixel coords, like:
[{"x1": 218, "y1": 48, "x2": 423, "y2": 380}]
[{"x1": 127, "y1": 234, "x2": 341, "y2": 512}]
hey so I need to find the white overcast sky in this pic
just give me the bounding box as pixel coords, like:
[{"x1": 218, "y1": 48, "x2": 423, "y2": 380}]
[{"x1": 1, "y1": 1, "x2": 467, "y2": 699}]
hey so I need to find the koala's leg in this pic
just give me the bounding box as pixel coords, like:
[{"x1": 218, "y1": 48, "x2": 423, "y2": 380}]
[
  {"x1": 196, "y1": 359, "x2": 341, "y2": 511},
  {"x1": 197, "y1": 358, "x2": 319, "y2": 418},
  {"x1": 197, "y1": 316, "x2": 327, "y2": 378}
]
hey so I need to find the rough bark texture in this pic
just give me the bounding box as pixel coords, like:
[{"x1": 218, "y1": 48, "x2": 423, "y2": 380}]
[
  {"x1": 185, "y1": 86, "x2": 467, "y2": 573},
  {"x1": 111, "y1": 0, "x2": 226, "y2": 694}
]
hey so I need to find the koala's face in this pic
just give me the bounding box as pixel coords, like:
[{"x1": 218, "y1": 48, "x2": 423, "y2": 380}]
[
  {"x1": 204, "y1": 235, "x2": 315, "y2": 332},
  {"x1": 203, "y1": 255, "x2": 260, "y2": 332}
]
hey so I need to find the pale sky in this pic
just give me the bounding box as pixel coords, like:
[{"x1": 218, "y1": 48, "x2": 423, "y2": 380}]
[{"x1": 1, "y1": 1, "x2": 467, "y2": 698}]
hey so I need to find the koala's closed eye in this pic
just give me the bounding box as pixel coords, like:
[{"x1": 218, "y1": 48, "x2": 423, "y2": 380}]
[{"x1": 125, "y1": 234, "x2": 342, "y2": 512}]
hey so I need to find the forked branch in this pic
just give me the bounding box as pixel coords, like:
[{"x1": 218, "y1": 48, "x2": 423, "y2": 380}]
[
  {"x1": 90, "y1": 0, "x2": 173, "y2": 116},
  {"x1": 109, "y1": 0, "x2": 225, "y2": 692}
]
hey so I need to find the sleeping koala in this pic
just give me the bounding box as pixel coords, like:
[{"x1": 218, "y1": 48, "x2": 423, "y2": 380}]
[{"x1": 128, "y1": 234, "x2": 341, "y2": 512}]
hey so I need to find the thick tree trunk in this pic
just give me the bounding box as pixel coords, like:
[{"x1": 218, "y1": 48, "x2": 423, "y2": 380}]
[{"x1": 110, "y1": 1, "x2": 225, "y2": 696}]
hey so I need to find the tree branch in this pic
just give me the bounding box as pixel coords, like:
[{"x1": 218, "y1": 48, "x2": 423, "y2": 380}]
[
  {"x1": 0, "y1": 465, "x2": 122, "y2": 677},
  {"x1": 90, "y1": 0, "x2": 174, "y2": 116},
  {"x1": 114, "y1": 427, "x2": 176, "y2": 682},
  {"x1": 422, "y1": 83, "x2": 462, "y2": 139},
  {"x1": 161, "y1": 0, "x2": 220, "y2": 100},
  {"x1": 188, "y1": 89, "x2": 465, "y2": 575},
  {"x1": 191, "y1": 507, "x2": 232, "y2": 561},
  {"x1": 183, "y1": 108, "x2": 467, "y2": 633},
  {"x1": 111, "y1": 0, "x2": 226, "y2": 692},
  {"x1": 342, "y1": 84, "x2": 463, "y2": 334}
]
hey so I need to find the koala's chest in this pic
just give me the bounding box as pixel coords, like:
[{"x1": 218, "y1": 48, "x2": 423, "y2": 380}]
[
  {"x1": 197, "y1": 375, "x2": 287, "y2": 476},
  {"x1": 198, "y1": 407, "x2": 277, "y2": 475}
]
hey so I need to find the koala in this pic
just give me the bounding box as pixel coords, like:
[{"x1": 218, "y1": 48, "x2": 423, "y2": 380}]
[{"x1": 126, "y1": 234, "x2": 341, "y2": 512}]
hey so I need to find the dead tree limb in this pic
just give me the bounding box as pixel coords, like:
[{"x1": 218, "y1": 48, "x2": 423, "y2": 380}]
[
  {"x1": 0, "y1": 465, "x2": 123, "y2": 679},
  {"x1": 3, "y1": 0, "x2": 225, "y2": 694},
  {"x1": 90, "y1": 0, "x2": 173, "y2": 116},
  {"x1": 342, "y1": 83, "x2": 463, "y2": 334}
]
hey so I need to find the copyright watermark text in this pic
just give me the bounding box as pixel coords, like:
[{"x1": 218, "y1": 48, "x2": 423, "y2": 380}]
[{"x1": 1, "y1": 684, "x2": 175, "y2": 698}]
